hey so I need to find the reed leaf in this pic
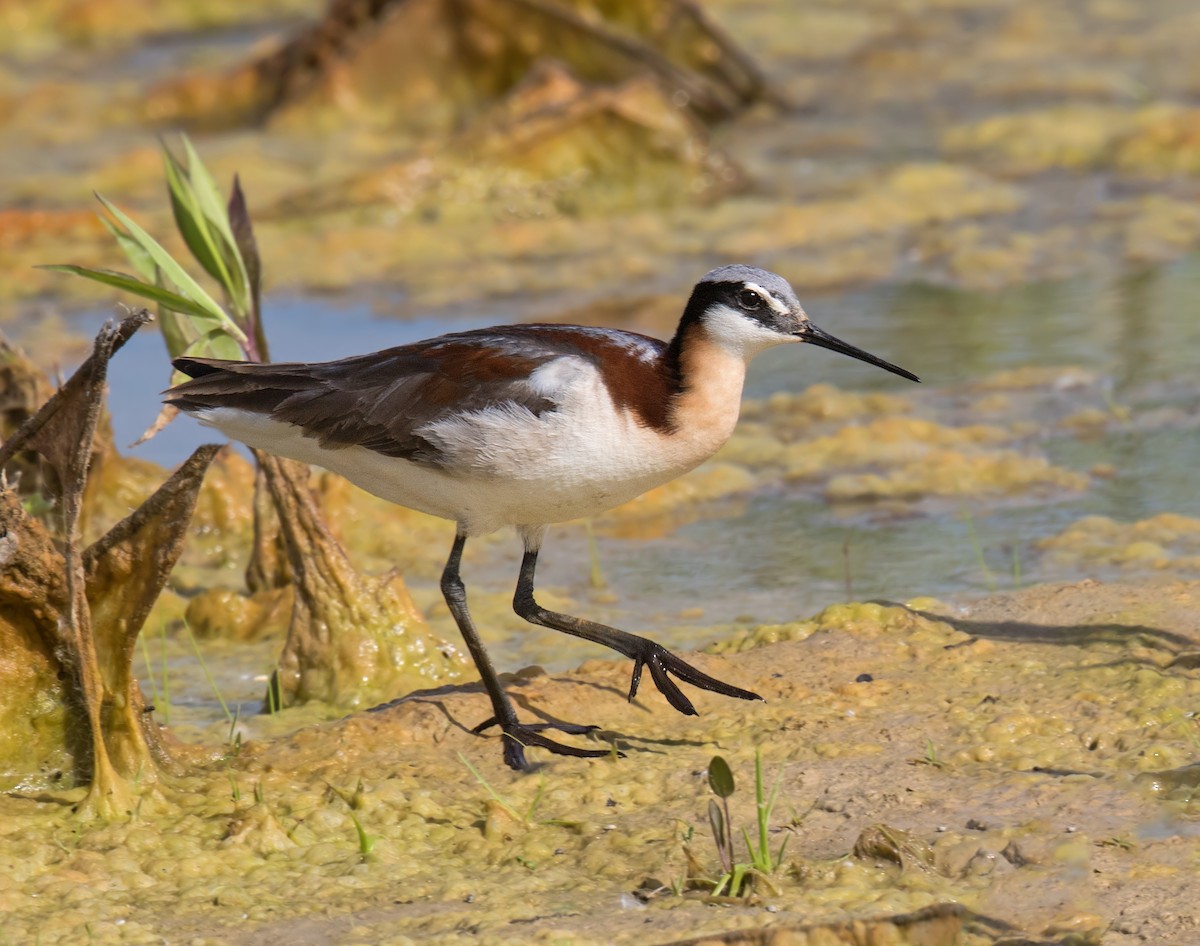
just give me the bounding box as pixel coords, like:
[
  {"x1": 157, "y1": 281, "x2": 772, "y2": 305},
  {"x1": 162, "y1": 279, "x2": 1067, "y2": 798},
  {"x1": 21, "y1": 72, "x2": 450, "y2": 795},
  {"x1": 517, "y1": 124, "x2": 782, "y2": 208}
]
[
  {"x1": 93, "y1": 193, "x2": 247, "y2": 347},
  {"x1": 36, "y1": 265, "x2": 231, "y2": 324}
]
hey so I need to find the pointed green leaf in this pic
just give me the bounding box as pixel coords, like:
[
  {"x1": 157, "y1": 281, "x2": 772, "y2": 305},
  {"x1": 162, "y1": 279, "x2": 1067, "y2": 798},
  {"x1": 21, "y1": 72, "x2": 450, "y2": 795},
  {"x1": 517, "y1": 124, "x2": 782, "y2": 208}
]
[
  {"x1": 95, "y1": 198, "x2": 197, "y2": 358},
  {"x1": 163, "y1": 146, "x2": 231, "y2": 291},
  {"x1": 180, "y1": 135, "x2": 250, "y2": 319},
  {"x1": 92, "y1": 193, "x2": 248, "y2": 348},
  {"x1": 37, "y1": 265, "x2": 235, "y2": 324},
  {"x1": 98, "y1": 215, "x2": 157, "y2": 282},
  {"x1": 181, "y1": 135, "x2": 236, "y2": 245},
  {"x1": 742, "y1": 826, "x2": 759, "y2": 867},
  {"x1": 774, "y1": 833, "x2": 790, "y2": 871},
  {"x1": 708, "y1": 756, "x2": 735, "y2": 798}
]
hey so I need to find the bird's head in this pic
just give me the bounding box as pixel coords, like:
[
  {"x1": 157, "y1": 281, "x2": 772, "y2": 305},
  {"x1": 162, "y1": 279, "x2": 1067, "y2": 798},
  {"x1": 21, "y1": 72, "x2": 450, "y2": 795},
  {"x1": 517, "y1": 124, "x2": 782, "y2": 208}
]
[{"x1": 683, "y1": 264, "x2": 918, "y2": 382}]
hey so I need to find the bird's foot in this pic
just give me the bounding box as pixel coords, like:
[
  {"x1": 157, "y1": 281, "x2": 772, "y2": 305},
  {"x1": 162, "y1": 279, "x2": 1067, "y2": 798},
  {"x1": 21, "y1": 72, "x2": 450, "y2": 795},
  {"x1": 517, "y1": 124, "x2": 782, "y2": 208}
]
[
  {"x1": 472, "y1": 716, "x2": 613, "y2": 771},
  {"x1": 471, "y1": 716, "x2": 599, "y2": 736},
  {"x1": 627, "y1": 642, "x2": 763, "y2": 715}
]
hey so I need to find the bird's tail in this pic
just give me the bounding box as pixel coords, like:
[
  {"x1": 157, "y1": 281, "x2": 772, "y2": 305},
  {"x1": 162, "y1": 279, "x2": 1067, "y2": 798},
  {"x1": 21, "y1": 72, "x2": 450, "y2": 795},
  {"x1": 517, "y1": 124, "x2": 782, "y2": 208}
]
[{"x1": 164, "y1": 357, "x2": 315, "y2": 415}]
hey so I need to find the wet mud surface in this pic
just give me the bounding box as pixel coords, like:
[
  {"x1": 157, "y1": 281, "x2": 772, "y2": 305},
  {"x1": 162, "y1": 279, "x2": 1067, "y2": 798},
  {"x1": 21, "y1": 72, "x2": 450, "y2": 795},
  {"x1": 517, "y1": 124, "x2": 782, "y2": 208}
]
[{"x1": 3, "y1": 580, "x2": 1199, "y2": 944}]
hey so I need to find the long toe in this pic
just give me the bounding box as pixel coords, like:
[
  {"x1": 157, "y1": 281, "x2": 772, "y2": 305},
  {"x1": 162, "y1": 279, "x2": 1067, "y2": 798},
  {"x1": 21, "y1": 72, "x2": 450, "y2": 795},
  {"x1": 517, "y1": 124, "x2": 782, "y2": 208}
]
[
  {"x1": 660, "y1": 648, "x2": 763, "y2": 702},
  {"x1": 647, "y1": 656, "x2": 698, "y2": 715},
  {"x1": 501, "y1": 723, "x2": 613, "y2": 769},
  {"x1": 474, "y1": 716, "x2": 600, "y2": 736},
  {"x1": 632, "y1": 643, "x2": 763, "y2": 714},
  {"x1": 522, "y1": 721, "x2": 600, "y2": 735}
]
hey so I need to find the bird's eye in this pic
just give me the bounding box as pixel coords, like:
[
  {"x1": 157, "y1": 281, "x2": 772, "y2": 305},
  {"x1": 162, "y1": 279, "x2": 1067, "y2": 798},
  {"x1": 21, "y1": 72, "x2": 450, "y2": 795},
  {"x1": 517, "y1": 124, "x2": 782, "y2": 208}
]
[{"x1": 738, "y1": 289, "x2": 762, "y2": 310}]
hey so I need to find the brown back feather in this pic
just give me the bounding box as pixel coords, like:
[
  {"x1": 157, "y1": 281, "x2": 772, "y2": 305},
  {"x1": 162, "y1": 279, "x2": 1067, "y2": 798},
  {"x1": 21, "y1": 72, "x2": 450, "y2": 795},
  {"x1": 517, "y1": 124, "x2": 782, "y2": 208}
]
[{"x1": 166, "y1": 325, "x2": 682, "y2": 467}]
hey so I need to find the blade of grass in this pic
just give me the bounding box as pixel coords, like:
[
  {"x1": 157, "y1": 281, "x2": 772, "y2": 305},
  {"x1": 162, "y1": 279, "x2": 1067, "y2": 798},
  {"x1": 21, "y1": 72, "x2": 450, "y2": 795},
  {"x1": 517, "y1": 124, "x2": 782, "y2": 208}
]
[
  {"x1": 745, "y1": 747, "x2": 786, "y2": 872},
  {"x1": 185, "y1": 622, "x2": 233, "y2": 728},
  {"x1": 97, "y1": 209, "x2": 201, "y2": 359},
  {"x1": 180, "y1": 135, "x2": 251, "y2": 319},
  {"x1": 93, "y1": 193, "x2": 248, "y2": 347},
  {"x1": 227, "y1": 702, "x2": 242, "y2": 747},
  {"x1": 755, "y1": 748, "x2": 769, "y2": 868},
  {"x1": 349, "y1": 812, "x2": 376, "y2": 859},
  {"x1": 98, "y1": 215, "x2": 157, "y2": 282},
  {"x1": 961, "y1": 507, "x2": 996, "y2": 593},
  {"x1": 266, "y1": 666, "x2": 281, "y2": 716},
  {"x1": 37, "y1": 265, "x2": 229, "y2": 324},
  {"x1": 159, "y1": 619, "x2": 171, "y2": 727},
  {"x1": 163, "y1": 146, "x2": 235, "y2": 296},
  {"x1": 139, "y1": 632, "x2": 161, "y2": 716},
  {"x1": 457, "y1": 751, "x2": 523, "y2": 824}
]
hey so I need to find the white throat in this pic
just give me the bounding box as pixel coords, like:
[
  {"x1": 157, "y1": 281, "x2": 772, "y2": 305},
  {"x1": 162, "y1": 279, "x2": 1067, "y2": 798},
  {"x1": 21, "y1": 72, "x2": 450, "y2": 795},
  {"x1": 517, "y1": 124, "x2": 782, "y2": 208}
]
[{"x1": 700, "y1": 303, "x2": 800, "y2": 360}]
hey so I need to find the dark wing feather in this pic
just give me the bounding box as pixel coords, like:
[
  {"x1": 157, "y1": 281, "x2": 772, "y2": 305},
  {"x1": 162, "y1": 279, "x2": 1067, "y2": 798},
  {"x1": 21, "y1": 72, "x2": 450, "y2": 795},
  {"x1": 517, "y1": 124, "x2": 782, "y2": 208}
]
[{"x1": 166, "y1": 326, "x2": 667, "y2": 466}]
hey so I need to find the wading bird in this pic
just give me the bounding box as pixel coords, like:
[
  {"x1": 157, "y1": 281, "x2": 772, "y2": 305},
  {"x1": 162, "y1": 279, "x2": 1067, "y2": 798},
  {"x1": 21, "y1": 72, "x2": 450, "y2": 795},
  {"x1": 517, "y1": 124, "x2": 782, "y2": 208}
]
[{"x1": 166, "y1": 265, "x2": 918, "y2": 769}]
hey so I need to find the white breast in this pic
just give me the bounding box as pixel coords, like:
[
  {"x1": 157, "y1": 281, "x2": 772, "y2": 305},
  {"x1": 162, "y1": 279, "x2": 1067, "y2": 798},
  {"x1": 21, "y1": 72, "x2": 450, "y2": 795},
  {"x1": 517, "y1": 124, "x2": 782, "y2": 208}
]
[{"x1": 190, "y1": 354, "x2": 740, "y2": 536}]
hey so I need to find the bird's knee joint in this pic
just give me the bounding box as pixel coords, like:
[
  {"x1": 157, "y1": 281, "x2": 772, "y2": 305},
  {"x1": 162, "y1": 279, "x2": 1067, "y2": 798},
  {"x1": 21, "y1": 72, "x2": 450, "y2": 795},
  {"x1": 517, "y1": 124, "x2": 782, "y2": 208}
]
[
  {"x1": 441, "y1": 574, "x2": 466, "y2": 603},
  {"x1": 513, "y1": 591, "x2": 541, "y2": 620}
]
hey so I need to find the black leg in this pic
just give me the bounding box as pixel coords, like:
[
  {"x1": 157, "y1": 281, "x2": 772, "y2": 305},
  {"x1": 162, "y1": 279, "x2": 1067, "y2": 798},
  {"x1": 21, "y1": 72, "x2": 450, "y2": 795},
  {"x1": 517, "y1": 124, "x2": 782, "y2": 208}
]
[
  {"x1": 440, "y1": 534, "x2": 609, "y2": 770},
  {"x1": 512, "y1": 548, "x2": 763, "y2": 715}
]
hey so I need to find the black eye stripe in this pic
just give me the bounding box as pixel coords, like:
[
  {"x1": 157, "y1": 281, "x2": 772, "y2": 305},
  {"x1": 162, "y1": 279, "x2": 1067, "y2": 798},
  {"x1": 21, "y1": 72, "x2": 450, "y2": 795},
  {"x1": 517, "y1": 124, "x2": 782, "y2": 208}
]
[{"x1": 681, "y1": 280, "x2": 788, "y2": 331}]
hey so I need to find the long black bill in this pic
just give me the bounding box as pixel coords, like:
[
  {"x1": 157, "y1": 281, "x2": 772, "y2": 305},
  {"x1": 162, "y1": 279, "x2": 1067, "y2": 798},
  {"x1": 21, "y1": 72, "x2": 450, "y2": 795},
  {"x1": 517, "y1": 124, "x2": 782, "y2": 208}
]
[{"x1": 798, "y1": 322, "x2": 919, "y2": 383}]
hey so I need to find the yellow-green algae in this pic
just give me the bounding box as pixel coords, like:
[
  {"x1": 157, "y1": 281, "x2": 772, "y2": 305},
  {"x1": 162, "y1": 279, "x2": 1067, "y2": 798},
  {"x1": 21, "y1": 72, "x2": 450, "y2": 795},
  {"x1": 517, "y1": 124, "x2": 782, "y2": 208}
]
[
  {"x1": 943, "y1": 104, "x2": 1200, "y2": 177},
  {"x1": 3, "y1": 580, "x2": 1199, "y2": 943},
  {"x1": 719, "y1": 385, "x2": 1089, "y2": 505},
  {"x1": 1038, "y1": 513, "x2": 1200, "y2": 572},
  {"x1": 717, "y1": 163, "x2": 1023, "y2": 258},
  {"x1": 0, "y1": 0, "x2": 312, "y2": 54}
]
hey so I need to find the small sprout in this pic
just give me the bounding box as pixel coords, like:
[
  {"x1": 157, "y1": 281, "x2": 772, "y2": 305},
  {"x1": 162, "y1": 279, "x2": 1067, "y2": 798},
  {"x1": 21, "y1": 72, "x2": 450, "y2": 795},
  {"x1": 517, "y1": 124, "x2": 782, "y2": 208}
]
[
  {"x1": 700, "y1": 749, "x2": 788, "y2": 898},
  {"x1": 160, "y1": 621, "x2": 172, "y2": 727},
  {"x1": 186, "y1": 622, "x2": 237, "y2": 743},
  {"x1": 266, "y1": 669, "x2": 282, "y2": 716},
  {"x1": 910, "y1": 739, "x2": 945, "y2": 768},
  {"x1": 960, "y1": 506, "x2": 997, "y2": 593},
  {"x1": 349, "y1": 811, "x2": 376, "y2": 860},
  {"x1": 458, "y1": 751, "x2": 525, "y2": 825}
]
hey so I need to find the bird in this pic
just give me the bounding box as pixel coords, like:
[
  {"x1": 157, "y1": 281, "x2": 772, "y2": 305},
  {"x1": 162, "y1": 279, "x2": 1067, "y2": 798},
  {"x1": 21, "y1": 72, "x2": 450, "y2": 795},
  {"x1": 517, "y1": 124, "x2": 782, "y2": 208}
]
[{"x1": 165, "y1": 264, "x2": 918, "y2": 770}]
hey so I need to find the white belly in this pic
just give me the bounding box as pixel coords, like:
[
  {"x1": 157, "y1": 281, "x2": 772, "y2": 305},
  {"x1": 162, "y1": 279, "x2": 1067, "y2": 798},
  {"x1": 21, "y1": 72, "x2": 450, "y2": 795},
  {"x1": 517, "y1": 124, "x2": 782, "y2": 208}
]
[{"x1": 192, "y1": 367, "x2": 735, "y2": 536}]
